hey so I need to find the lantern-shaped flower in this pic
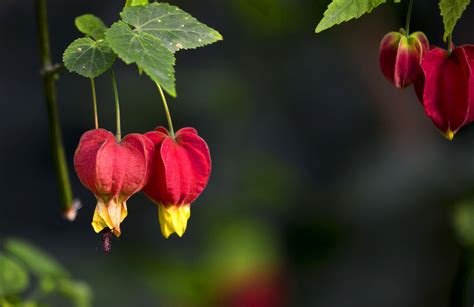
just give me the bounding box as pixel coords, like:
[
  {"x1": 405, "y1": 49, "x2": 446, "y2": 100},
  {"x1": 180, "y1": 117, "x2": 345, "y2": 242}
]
[
  {"x1": 414, "y1": 45, "x2": 474, "y2": 139},
  {"x1": 379, "y1": 30, "x2": 429, "y2": 88},
  {"x1": 144, "y1": 127, "x2": 211, "y2": 238},
  {"x1": 74, "y1": 129, "x2": 153, "y2": 236}
]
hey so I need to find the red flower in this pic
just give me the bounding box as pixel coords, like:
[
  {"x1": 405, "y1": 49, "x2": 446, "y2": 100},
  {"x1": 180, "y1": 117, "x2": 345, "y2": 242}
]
[
  {"x1": 144, "y1": 127, "x2": 211, "y2": 238},
  {"x1": 74, "y1": 129, "x2": 153, "y2": 236},
  {"x1": 379, "y1": 31, "x2": 429, "y2": 88},
  {"x1": 415, "y1": 45, "x2": 474, "y2": 140}
]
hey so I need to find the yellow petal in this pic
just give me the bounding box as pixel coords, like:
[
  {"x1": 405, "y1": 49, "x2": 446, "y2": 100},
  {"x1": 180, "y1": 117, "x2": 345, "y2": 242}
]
[
  {"x1": 91, "y1": 198, "x2": 128, "y2": 237},
  {"x1": 158, "y1": 204, "x2": 191, "y2": 238}
]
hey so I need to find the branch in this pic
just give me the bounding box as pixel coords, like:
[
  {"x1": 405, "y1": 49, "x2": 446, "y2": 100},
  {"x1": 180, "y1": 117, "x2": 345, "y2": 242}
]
[{"x1": 36, "y1": 0, "x2": 78, "y2": 221}]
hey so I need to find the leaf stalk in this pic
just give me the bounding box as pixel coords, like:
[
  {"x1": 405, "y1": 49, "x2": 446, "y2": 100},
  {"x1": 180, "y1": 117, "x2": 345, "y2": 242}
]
[
  {"x1": 110, "y1": 69, "x2": 122, "y2": 142},
  {"x1": 156, "y1": 82, "x2": 175, "y2": 138},
  {"x1": 90, "y1": 78, "x2": 99, "y2": 129},
  {"x1": 405, "y1": 0, "x2": 414, "y2": 35}
]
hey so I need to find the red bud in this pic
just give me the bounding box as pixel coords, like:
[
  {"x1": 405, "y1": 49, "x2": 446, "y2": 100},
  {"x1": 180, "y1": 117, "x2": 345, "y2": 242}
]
[{"x1": 379, "y1": 31, "x2": 429, "y2": 88}]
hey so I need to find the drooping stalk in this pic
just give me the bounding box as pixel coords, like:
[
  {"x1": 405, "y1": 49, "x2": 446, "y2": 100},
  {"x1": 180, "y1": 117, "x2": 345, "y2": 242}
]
[
  {"x1": 90, "y1": 78, "x2": 99, "y2": 129},
  {"x1": 156, "y1": 82, "x2": 175, "y2": 138},
  {"x1": 448, "y1": 34, "x2": 454, "y2": 53},
  {"x1": 110, "y1": 69, "x2": 122, "y2": 142},
  {"x1": 405, "y1": 0, "x2": 414, "y2": 35},
  {"x1": 36, "y1": 0, "x2": 75, "y2": 218}
]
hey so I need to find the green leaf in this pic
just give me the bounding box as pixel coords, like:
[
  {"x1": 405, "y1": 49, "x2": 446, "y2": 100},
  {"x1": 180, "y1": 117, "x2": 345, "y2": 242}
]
[
  {"x1": 75, "y1": 14, "x2": 107, "y2": 40},
  {"x1": 440, "y1": 0, "x2": 471, "y2": 41},
  {"x1": 4, "y1": 239, "x2": 68, "y2": 278},
  {"x1": 0, "y1": 254, "x2": 29, "y2": 296},
  {"x1": 105, "y1": 21, "x2": 176, "y2": 96},
  {"x1": 58, "y1": 280, "x2": 93, "y2": 307},
  {"x1": 120, "y1": 2, "x2": 223, "y2": 52},
  {"x1": 315, "y1": 0, "x2": 397, "y2": 33},
  {"x1": 453, "y1": 202, "x2": 474, "y2": 246},
  {"x1": 125, "y1": 0, "x2": 149, "y2": 7},
  {"x1": 63, "y1": 37, "x2": 116, "y2": 78}
]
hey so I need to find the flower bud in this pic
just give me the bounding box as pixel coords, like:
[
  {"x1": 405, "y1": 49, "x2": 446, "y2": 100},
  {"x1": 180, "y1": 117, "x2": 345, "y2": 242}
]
[
  {"x1": 144, "y1": 127, "x2": 211, "y2": 238},
  {"x1": 414, "y1": 45, "x2": 474, "y2": 140},
  {"x1": 74, "y1": 129, "x2": 153, "y2": 236},
  {"x1": 379, "y1": 31, "x2": 429, "y2": 88}
]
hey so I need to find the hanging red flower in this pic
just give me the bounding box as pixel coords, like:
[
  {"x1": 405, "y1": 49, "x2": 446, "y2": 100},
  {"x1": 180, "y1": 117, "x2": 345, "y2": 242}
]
[
  {"x1": 415, "y1": 45, "x2": 474, "y2": 139},
  {"x1": 74, "y1": 129, "x2": 153, "y2": 236},
  {"x1": 144, "y1": 127, "x2": 211, "y2": 238}
]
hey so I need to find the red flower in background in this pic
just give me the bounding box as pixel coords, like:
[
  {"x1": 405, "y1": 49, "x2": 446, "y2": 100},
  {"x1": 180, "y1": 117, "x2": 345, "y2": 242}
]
[
  {"x1": 74, "y1": 129, "x2": 153, "y2": 236},
  {"x1": 415, "y1": 45, "x2": 474, "y2": 140},
  {"x1": 144, "y1": 127, "x2": 211, "y2": 238},
  {"x1": 379, "y1": 31, "x2": 429, "y2": 88},
  {"x1": 220, "y1": 272, "x2": 287, "y2": 307}
]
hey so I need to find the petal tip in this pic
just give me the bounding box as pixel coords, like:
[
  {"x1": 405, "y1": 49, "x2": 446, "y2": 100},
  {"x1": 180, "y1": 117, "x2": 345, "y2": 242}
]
[
  {"x1": 158, "y1": 204, "x2": 191, "y2": 238},
  {"x1": 444, "y1": 129, "x2": 455, "y2": 141}
]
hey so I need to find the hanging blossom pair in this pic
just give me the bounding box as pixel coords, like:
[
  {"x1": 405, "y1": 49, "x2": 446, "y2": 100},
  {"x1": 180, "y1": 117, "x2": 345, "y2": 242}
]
[
  {"x1": 379, "y1": 23, "x2": 474, "y2": 140},
  {"x1": 74, "y1": 125, "x2": 211, "y2": 239},
  {"x1": 71, "y1": 50, "x2": 213, "y2": 244},
  {"x1": 70, "y1": 48, "x2": 212, "y2": 241}
]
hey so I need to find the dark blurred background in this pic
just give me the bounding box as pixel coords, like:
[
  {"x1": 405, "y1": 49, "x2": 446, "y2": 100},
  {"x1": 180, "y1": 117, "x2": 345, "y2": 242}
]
[{"x1": 2, "y1": 0, "x2": 474, "y2": 306}]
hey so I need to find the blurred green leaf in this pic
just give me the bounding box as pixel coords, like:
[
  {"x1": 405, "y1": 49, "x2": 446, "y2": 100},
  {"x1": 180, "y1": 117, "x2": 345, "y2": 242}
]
[
  {"x1": 105, "y1": 21, "x2": 176, "y2": 96},
  {"x1": 141, "y1": 261, "x2": 208, "y2": 306},
  {"x1": 204, "y1": 220, "x2": 280, "y2": 283},
  {"x1": 1, "y1": 296, "x2": 21, "y2": 307},
  {"x1": 232, "y1": 0, "x2": 305, "y2": 36},
  {"x1": 0, "y1": 253, "x2": 29, "y2": 297},
  {"x1": 453, "y1": 202, "x2": 474, "y2": 246},
  {"x1": 4, "y1": 239, "x2": 68, "y2": 279},
  {"x1": 19, "y1": 301, "x2": 38, "y2": 307},
  {"x1": 120, "y1": 3, "x2": 222, "y2": 52},
  {"x1": 75, "y1": 14, "x2": 107, "y2": 40},
  {"x1": 316, "y1": 0, "x2": 401, "y2": 33},
  {"x1": 63, "y1": 37, "x2": 116, "y2": 78},
  {"x1": 439, "y1": 0, "x2": 471, "y2": 41},
  {"x1": 125, "y1": 0, "x2": 149, "y2": 7},
  {"x1": 242, "y1": 0, "x2": 272, "y2": 15},
  {"x1": 58, "y1": 280, "x2": 93, "y2": 307},
  {"x1": 39, "y1": 276, "x2": 56, "y2": 294}
]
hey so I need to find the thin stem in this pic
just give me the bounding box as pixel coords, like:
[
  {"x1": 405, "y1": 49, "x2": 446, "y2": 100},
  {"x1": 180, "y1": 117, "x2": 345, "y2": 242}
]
[
  {"x1": 405, "y1": 0, "x2": 414, "y2": 35},
  {"x1": 156, "y1": 83, "x2": 175, "y2": 138},
  {"x1": 110, "y1": 69, "x2": 121, "y2": 142},
  {"x1": 36, "y1": 0, "x2": 75, "y2": 217},
  {"x1": 448, "y1": 34, "x2": 454, "y2": 53},
  {"x1": 90, "y1": 78, "x2": 99, "y2": 129}
]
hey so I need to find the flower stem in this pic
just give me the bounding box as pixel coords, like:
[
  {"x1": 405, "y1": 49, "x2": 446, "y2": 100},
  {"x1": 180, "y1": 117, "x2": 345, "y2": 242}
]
[
  {"x1": 405, "y1": 0, "x2": 414, "y2": 35},
  {"x1": 110, "y1": 69, "x2": 121, "y2": 142},
  {"x1": 448, "y1": 34, "x2": 454, "y2": 53},
  {"x1": 36, "y1": 0, "x2": 75, "y2": 218},
  {"x1": 90, "y1": 78, "x2": 99, "y2": 129},
  {"x1": 156, "y1": 83, "x2": 175, "y2": 138}
]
